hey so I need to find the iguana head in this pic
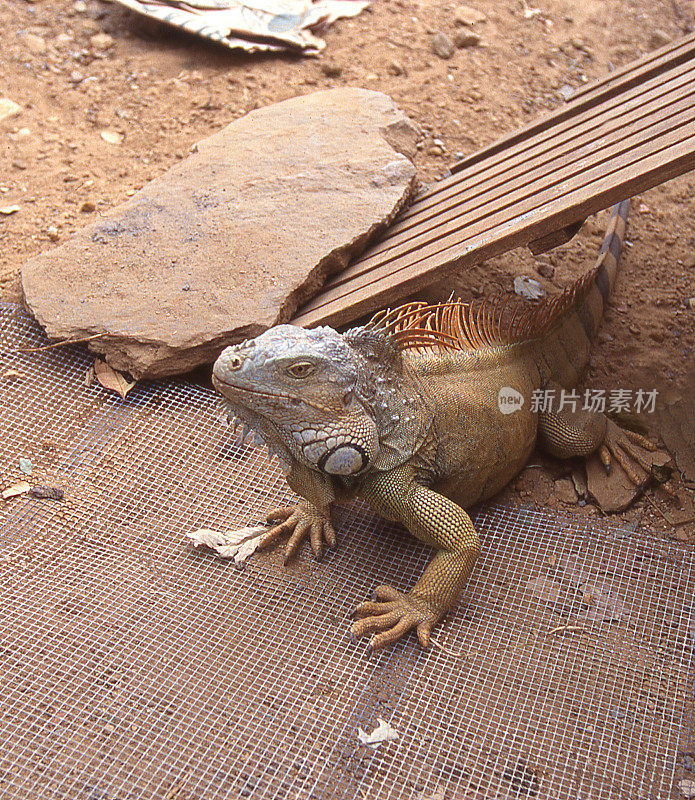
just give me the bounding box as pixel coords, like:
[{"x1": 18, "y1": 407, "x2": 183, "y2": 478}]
[{"x1": 213, "y1": 324, "x2": 432, "y2": 476}]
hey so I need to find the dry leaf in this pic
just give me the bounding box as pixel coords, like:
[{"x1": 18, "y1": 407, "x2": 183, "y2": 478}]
[
  {"x1": 357, "y1": 717, "x2": 399, "y2": 749},
  {"x1": 2, "y1": 369, "x2": 24, "y2": 380},
  {"x1": 187, "y1": 525, "x2": 269, "y2": 564},
  {"x1": 2, "y1": 481, "x2": 30, "y2": 500},
  {"x1": 93, "y1": 359, "x2": 136, "y2": 398}
]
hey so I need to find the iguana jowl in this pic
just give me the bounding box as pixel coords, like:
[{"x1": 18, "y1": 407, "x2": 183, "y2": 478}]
[{"x1": 212, "y1": 200, "x2": 664, "y2": 650}]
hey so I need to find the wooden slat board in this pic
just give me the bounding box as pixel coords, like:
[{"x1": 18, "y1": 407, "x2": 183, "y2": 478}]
[{"x1": 293, "y1": 32, "x2": 695, "y2": 329}]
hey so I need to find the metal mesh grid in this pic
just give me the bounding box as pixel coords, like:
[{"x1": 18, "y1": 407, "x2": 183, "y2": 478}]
[{"x1": 0, "y1": 303, "x2": 693, "y2": 800}]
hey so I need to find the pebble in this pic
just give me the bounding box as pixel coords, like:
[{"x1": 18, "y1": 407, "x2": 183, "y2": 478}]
[
  {"x1": 12, "y1": 160, "x2": 27, "y2": 170},
  {"x1": 0, "y1": 98, "x2": 21, "y2": 122},
  {"x1": 454, "y1": 5, "x2": 487, "y2": 25},
  {"x1": 535, "y1": 262, "x2": 555, "y2": 280},
  {"x1": 20, "y1": 32, "x2": 47, "y2": 55},
  {"x1": 73, "y1": 0, "x2": 87, "y2": 11},
  {"x1": 0, "y1": 205, "x2": 20, "y2": 216},
  {"x1": 47, "y1": 225, "x2": 60, "y2": 242},
  {"x1": 455, "y1": 30, "x2": 481, "y2": 48},
  {"x1": 81, "y1": 200, "x2": 96, "y2": 213},
  {"x1": 427, "y1": 145, "x2": 444, "y2": 156},
  {"x1": 320, "y1": 61, "x2": 342, "y2": 78},
  {"x1": 387, "y1": 59, "x2": 405, "y2": 76},
  {"x1": 19, "y1": 457, "x2": 33, "y2": 475},
  {"x1": 628, "y1": 324, "x2": 640, "y2": 335},
  {"x1": 90, "y1": 32, "x2": 115, "y2": 50},
  {"x1": 100, "y1": 129, "x2": 123, "y2": 144},
  {"x1": 649, "y1": 30, "x2": 671, "y2": 50},
  {"x1": 431, "y1": 32, "x2": 455, "y2": 59},
  {"x1": 557, "y1": 84, "x2": 575, "y2": 101},
  {"x1": 70, "y1": 70, "x2": 85, "y2": 84}
]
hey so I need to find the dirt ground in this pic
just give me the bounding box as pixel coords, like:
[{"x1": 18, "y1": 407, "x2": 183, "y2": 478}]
[{"x1": 1, "y1": 0, "x2": 694, "y2": 538}]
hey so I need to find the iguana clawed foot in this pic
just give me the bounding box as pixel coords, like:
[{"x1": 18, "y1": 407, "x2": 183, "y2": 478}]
[
  {"x1": 350, "y1": 585, "x2": 439, "y2": 651},
  {"x1": 259, "y1": 502, "x2": 336, "y2": 563},
  {"x1": 599, "y1": 418, "x2": 675, "y2": 493}
]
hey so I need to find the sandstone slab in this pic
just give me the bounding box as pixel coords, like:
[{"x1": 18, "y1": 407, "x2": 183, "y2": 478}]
[{"x1": 22, "y1": 88, "x2": 418, "y2": 379}]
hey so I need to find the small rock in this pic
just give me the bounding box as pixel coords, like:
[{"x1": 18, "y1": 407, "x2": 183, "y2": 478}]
[
  {"x1": 598, "y1": 331, "x2": 614, "y2": 343},
  {"x1": 10, "y1": 127, "x2": 31, "y2": 141},
  {"x1": 100, "y1": 130, "x2": 123, "y2": 144},
  {"x1": 70, "y1": 70, "x2": 85, "y2": 84},
  {"x1": 20, "y1": 32, "x2": 47, "y2": 55},
  {"x1": 47, "y1": 225, "x2": 60, "y2": 242},
  {"x1": 0, "y1": 205, "x2": 20, "y2": 216},
  {"x1": 454, "y1": 5, "x2": 487, "y2": 25},
  {"x1": 431, "y1": 32, "x2": 455, "y2": 59},
  {"x1": 387, "y1": 60, "x2": 405, "y2": 76},
  {"x1": 19, "y1": 457, "x2": 33, "y2": 475},
  {"x1": 0, "y1": 98, "x2": 21, "y2": 122},
  {"x1": 628, "y1": 323, "x2": 640, "y2": 335},
  {"x1": 557, "y1": 84, "x2": 575, "y2": 101},
  {"x1": 454, "y1": 30, "x2": 481, "y2": 48},
  {"x1": 649, "y1": 30, "x2": 671, "y2": 50},
  {"x1": 320, "y1": 62, "x2": 342, "y2": 78},
  {"x1": 535, "y1": 262, "x2": 555, "y2": 280},
  {"x1": 81, "y1": 200, "x2": 96, "y2": 213},
  {"x1": 427, "y1": 145, "x2": 444, "y2": 156},
  {"x1": 74, "y1": 0, "x2": 87, "y2": 11},
  {"x1": 12, "y1": 160, "x2": 27, "y2": 170},
  {"x1": 682, "y1": 754, "x2": 695, "y2": 773},
  {"x1": 553, "y1": 477, "x2": 578, "y2": 504},
  {"x1": 90, "y1": 32, "x2": 115, "y2": 50},
  {"x1": 687, "y1": 297, "x2": 695, "y2": 311}
]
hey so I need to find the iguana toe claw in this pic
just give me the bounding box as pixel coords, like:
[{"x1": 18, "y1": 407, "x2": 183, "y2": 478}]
[
  {"x1": 350, "y1": 585, "x2": 439, "y2": 651},
  {"x1": 259, "y1": 503, "x2": 336, "y2": 563},
  {"x1": 601, "y1": 419, "x2": 671, "y2": 489}
]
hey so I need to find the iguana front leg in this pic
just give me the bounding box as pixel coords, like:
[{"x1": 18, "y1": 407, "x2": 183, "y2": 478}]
[
  {"x1": 260, "y1": 461, "x2": 339, "y2": 562},
  {"x1": 351, "y1": 466, "x2": 480, "y2": 651}
]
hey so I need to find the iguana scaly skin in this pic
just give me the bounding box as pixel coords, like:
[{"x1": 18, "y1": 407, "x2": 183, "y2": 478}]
[{"x1": 212, "y1": 200, "x2": 666, "y2": 651}]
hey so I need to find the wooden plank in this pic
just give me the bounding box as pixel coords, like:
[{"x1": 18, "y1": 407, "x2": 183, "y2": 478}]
[
  {"x1": 294, "y1": 131, "x2": 695, "y2": 327},
  {"x1": 399, "y1": 59, "x2": 695, "y2": 224},
  {"x1": 316, "y1": 98, "x2": 695, "y2": 291},
  {"x1": 368, "y1": 71, "x2": 695, "y2": 268},
  {"x1": 528, "y1": 220, "x2": 584, "y2": 255}
]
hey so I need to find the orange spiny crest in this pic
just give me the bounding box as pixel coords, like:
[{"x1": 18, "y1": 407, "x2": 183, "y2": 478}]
[{"x1": 366, "y1": 265, "x2": 601, "y2": 354}]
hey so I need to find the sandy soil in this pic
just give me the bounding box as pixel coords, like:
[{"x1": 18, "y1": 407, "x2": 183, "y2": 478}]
[{"x1": 1, "y1": 0, "x2": 694, "y2": 538}]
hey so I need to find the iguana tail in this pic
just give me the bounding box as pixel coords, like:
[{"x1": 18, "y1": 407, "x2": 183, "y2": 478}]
[{"x1": 529, "y1": 199, "x2": 630, "y2": 387}]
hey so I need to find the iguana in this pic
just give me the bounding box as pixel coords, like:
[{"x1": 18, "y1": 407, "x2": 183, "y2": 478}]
[{"x1": 212, "y1": 200, "x2": 670, "y2": 651}]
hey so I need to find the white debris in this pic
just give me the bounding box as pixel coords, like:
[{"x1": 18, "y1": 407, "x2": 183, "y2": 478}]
[
  {"x1": 514, "y1": 275, "x2": 546, "y2": 300},
  {"x1": 357, "y1": 717, "x2": 399, "y2": 749},
  {"x1": 111, "y1": 0, "x2": 370, "y2": 54},
  {"x1": 187, "y1": 525, "x2": 269, "y2": 564}
]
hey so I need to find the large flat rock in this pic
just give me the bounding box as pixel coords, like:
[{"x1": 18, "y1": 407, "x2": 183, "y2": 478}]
[{"x1": 22, "y1": 88, "x2": 418, "y2": 379}]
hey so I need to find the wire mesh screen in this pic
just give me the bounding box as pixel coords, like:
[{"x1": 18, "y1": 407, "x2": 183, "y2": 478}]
[{"x1": 0, "y1": 303, "x2": 693, "y2": 800}]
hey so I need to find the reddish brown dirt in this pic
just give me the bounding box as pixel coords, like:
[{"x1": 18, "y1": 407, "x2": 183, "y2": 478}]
[{"x1": 1, "y1": 0, "x2": 694, "y2": 538}]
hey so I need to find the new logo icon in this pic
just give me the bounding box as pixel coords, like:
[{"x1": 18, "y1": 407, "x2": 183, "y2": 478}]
[{"x1": 498, "y1": 386, "x2": 525, "y2": 415}]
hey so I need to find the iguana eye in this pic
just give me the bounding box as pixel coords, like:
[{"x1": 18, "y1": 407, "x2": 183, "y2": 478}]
[{"x1": 286, "y1": 361, "x2": 316, "y2": 379}]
